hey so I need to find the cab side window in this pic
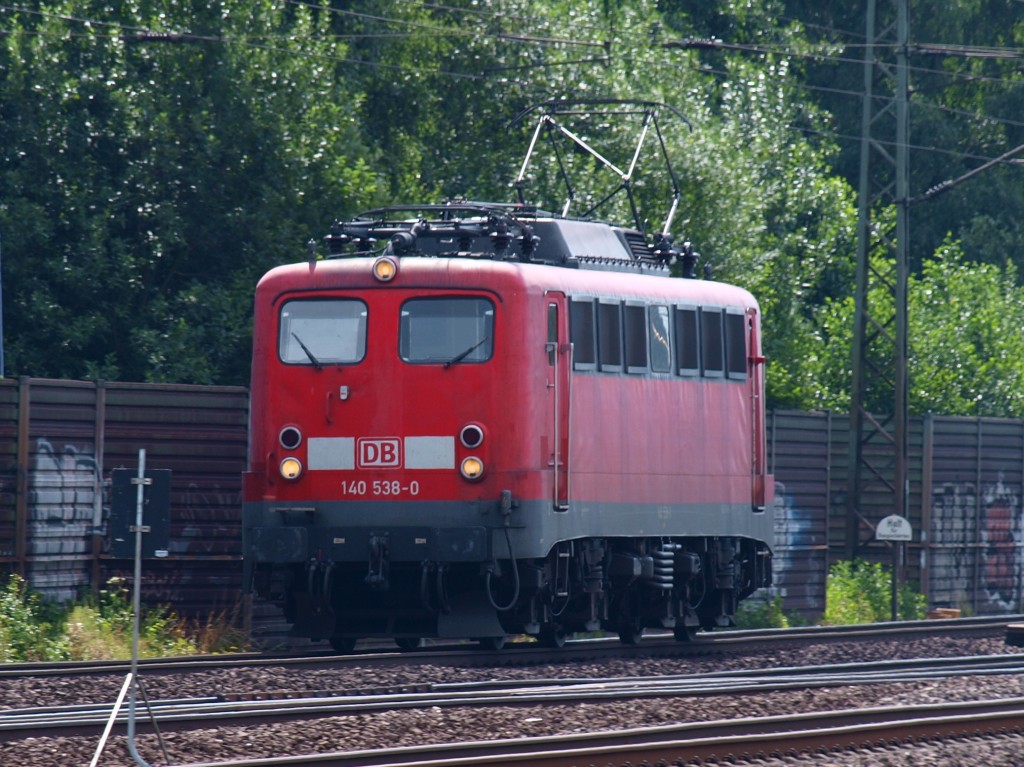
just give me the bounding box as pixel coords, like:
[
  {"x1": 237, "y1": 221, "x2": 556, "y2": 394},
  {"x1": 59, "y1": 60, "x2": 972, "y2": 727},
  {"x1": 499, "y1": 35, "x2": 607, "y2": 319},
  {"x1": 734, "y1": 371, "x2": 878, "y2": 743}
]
[
  {"x1": 648, "y1": 305, "x2": 671, "y2": 373},
  {"x1": 570, "y1": 298, "x2": 597, "y2": 370}
]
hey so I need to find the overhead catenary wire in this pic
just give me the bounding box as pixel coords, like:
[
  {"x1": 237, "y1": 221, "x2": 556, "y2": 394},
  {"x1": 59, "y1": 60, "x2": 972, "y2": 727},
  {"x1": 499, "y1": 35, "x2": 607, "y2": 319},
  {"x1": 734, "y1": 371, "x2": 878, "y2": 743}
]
[
  {"x1": 284, "y1": 0, "x2": 610, "y2": 47},
  {"x1": 0, "y1": 2, "x2": 606, "y2": 84},
  {"x1": 910, "y1": 140, "x2": 1024, "y2": 205},
  {"x1": 4, "y1": 2, "x2": 1024, "y2": 89},
  {"x1": 2, "y1": 2, "x2": 1022, "y2": 173},
  {"x1": 685, "y1": 61, "x2": 1024, "y2": 169}
]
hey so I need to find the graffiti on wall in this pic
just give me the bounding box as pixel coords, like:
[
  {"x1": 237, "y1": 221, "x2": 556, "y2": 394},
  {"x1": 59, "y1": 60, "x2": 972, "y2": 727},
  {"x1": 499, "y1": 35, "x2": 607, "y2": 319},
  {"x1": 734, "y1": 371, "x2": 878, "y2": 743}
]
[
  {"x1": 27, "y1": 439, "x2": 101, "y2": 601},
  {"x1": 30, "y1": 439, "x2": 99, "y2": 528},
  {"x1": 174, "y1": 483, "x2": 241, "y2": 556},
  {"x1": 767, "y1": 480, "x2": 827, "y2": 617},
  {"x1": 21, "y1": 440, "x2": 243, "y2": 608},
  {"x1": 929, "y1": 475, "x2": 1023, "y2": 613}
]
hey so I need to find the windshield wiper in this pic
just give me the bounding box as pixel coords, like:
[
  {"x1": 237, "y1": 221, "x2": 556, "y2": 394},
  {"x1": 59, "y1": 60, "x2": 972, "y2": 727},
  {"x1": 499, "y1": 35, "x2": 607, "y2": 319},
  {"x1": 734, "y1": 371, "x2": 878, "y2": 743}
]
[
  {"x1": 444, "y1": 337, "x2": 488, "y2": 368},
  {"x1": 291, "y1": 332, "x2": 323, "y2": 370}
]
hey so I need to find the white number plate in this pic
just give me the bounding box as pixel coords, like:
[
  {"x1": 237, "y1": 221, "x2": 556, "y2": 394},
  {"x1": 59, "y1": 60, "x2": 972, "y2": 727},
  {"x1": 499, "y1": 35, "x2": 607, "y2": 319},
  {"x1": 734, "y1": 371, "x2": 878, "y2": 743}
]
[{"x1": 340, "y1": 479, "x2": 420, "y2": 497}]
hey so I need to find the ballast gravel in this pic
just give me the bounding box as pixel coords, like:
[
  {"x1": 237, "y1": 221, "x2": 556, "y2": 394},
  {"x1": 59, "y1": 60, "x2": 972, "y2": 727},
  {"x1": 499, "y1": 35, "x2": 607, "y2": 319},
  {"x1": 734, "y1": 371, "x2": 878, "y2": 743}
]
[{"x1": 3, "y1": 633, "x2": 1024, "y2": 767}]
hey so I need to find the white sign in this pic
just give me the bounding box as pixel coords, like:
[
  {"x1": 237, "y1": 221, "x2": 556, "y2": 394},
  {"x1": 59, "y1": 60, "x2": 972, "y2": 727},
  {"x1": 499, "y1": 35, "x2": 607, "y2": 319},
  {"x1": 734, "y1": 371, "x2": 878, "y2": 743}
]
[{"x1": 876, "y1": 514, "x2": 913, "y2": 541}]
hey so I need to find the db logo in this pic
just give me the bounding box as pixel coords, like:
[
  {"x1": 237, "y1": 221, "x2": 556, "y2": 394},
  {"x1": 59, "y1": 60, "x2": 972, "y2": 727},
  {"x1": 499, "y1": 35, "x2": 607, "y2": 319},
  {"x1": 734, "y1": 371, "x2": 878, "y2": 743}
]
[{"x1": 357, "y1": 438, "x2": 401, "y2": 468}]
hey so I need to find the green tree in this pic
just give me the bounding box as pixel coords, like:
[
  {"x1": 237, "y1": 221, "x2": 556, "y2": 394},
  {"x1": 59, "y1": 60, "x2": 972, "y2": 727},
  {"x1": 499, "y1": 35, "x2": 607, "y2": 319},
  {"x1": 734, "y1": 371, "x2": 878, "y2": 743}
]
[
  {"x1": 803, "y1": 238, "x2": 1024, "y2": 418},
  {"x1": 780, "y1": 0, "x2": 1024, "y2": 274},
  {"x1": 443, "y1": 1, "x2": 859, "y2": 414},
  {"x1": 0, "y1": 1, "x2": 383, "y2": 384},
  {"x1": 1, "y1": 0, "x2": 858, "y2": 393},
  {"x1": 909, "y1": 240, "x2": 1024, "y2": 417}
]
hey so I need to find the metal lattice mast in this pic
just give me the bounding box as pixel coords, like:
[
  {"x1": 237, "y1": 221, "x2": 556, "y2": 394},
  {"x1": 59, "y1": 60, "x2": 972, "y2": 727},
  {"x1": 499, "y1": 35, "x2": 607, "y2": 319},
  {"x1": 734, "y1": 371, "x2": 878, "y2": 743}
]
[{"x1": 847, "y1": 0, "x2": 911, "y2": 557}]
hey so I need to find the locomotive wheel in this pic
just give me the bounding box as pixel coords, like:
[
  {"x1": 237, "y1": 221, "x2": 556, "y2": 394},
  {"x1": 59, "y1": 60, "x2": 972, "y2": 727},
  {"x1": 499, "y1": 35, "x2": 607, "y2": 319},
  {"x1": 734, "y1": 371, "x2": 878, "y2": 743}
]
[
  {"x1": 329, "y1": 637, "x2": 357, "y2": 653},
  {"x1": 477, "y1": 635, "x2": 506, "y2": 650},
  {"x1": 395, "y1": 637, "x2": 425, "y2": 651},
  {"x1": 538, "y1": 627, "x2": 568, "y2": 648},
  {"x1": 673, "y1": 623, "x2": 698, "y2": 642},
  {"x1": 617, "y1": 620, "x2": 644, "y2": 646}
]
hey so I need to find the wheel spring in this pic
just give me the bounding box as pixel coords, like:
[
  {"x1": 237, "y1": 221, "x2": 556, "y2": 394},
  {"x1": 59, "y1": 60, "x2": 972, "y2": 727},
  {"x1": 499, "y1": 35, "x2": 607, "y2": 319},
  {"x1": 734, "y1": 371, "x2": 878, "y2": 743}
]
[{"x1": 651, "y1": 543, "x2": 679, "y2": 590}]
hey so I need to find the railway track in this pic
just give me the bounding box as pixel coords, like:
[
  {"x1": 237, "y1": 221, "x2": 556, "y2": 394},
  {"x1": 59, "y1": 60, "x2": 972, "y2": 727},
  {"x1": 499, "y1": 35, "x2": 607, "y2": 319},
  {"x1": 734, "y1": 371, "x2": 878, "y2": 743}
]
[
  {"x1": 4, "y1": 617, "x2": 1023, "y2": 766},
  {"x1": 0, "y1": 614, "x2": 1016, "y2": 679},
  {"x1": 170, "y1": 696, "x2": 1024, "y2": 767},
  {"x1": 5, "y1": 650, "x2": 1024, "y2": 740}
]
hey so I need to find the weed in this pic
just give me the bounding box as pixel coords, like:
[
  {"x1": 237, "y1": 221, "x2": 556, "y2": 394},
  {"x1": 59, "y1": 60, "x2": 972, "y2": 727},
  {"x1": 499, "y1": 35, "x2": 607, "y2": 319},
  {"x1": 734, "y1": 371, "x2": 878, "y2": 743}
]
[
  {"x1": 734, "y1": 594, "x2": 806, "y2": 629},
  {"x1": 0, "y1": 575, "x2": 248, "y2": 662},
  {"x1": 823, "y1": 559, "x2": 926, "y2": 624},
  {"x1": 0, "y1": 575, "x2": 68, "y2": 661}
]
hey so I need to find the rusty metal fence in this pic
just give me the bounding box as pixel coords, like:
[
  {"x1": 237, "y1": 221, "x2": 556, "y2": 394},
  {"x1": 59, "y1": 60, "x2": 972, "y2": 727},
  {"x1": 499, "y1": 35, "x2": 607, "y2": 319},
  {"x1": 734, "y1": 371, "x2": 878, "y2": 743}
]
[{"x1": 1, "y1": 379, "x2": 1022, "y2": 625}]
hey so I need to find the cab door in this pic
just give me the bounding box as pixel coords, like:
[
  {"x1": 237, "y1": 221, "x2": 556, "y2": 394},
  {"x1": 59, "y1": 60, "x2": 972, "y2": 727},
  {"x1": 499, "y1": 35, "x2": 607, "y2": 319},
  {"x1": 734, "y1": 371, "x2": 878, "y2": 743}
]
[{"x1": 545, "y1": 292, "x2": 571, "y2": 509}]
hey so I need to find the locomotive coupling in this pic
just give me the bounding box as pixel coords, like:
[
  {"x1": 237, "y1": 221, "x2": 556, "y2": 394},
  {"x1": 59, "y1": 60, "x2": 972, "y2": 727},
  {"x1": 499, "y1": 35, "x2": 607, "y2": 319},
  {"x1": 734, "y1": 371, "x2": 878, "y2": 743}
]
[{"x1": 365, "y1": 533, "x2": 390, "y2": 590}]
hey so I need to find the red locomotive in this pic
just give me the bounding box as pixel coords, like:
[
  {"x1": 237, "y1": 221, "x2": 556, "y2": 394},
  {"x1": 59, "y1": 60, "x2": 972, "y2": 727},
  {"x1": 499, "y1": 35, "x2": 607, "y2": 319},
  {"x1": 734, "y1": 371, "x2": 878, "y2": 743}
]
[{"x1": 243, "y1": 103, "x2": 773, "y2": 649}]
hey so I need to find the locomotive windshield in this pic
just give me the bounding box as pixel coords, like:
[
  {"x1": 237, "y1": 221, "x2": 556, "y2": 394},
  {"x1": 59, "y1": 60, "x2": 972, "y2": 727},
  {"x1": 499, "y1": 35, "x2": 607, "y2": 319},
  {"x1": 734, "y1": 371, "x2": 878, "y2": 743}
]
[
  {"x1": 279, "y1": 299, "x2": 367, "y2": 365},
  {"x1": 400, "y1": 297, "x2": 494, "y2": 365}
]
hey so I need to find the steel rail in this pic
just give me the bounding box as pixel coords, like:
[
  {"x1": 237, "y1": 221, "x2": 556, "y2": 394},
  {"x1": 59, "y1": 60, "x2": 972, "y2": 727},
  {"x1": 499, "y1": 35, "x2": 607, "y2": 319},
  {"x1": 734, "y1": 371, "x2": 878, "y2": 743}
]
[
  {"x1": 171, "y1": 696, "x2": 1024, "y2": 767},
  {"x1": 5, "y1": 652, "x2": 1024, "y2": 741},
  {"x1": 1, "y1": 614, "x2": 1017, "y2": 679}
]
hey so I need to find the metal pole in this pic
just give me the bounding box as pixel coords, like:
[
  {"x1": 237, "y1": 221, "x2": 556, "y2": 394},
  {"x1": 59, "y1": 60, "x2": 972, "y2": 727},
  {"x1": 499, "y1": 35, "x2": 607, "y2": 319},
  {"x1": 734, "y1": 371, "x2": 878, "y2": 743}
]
[
  {"x1": 892, "y1": 543, "x2": 900, "y2": 621},
  {"x1": 847, "y1": 0, "x2": 877, "y2": 560},
  {"x1": 892, "y1": 0, "x2": 911, "y2": 619},
  {"x1": 127, "y1": 448, "x2": 153, "y2": 767},
  {"x1": 848, "y1": 0, "x2": 911, "y2": 560},
  {"x1": 0, "y1": 227, "x2": 5, "y2": 378}
]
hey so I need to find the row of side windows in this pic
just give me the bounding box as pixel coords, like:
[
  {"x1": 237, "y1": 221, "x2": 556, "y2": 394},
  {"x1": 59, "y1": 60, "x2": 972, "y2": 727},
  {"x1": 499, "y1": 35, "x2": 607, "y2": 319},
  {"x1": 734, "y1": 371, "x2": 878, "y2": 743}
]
[{"x1": 569, "y1": 297, "x2": 748, "y2": 380}]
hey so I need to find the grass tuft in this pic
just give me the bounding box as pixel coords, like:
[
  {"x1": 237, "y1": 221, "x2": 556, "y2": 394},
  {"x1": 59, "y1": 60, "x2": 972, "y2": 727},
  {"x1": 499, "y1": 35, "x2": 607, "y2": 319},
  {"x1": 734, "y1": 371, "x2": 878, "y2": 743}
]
[
  {"x1": 734, "y1": 594, "x2": 805, "y2": 629},
  {"x1": 0, "y1": 574, "x2": 248, "y2": 662}
]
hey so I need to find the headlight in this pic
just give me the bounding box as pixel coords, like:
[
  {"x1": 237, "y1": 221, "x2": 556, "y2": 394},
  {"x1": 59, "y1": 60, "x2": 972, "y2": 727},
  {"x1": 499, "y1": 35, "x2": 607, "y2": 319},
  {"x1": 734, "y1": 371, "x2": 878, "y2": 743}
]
[
  {"x1": 460, "y1": 456, "x2": 484, "y2": 480},
  {"x1": 279, "y1": 426, "x2": 302, "y2": 450},
  {"x1": 280, "y1": 457, "x2": 303, "y2": 480},
  {"x1": 460, "y1": 423, "x2": 484, "y2": 448},
  {"x1": 373, "y1": 256, "x2": 398, "y2": 282}
]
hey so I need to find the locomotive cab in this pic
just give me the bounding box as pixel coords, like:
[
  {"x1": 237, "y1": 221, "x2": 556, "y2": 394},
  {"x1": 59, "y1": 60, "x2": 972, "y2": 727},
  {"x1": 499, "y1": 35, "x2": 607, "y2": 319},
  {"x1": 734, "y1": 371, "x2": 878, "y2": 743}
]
[{"x1": 245, "y1": 258, "x2": 526, "y2": 646}]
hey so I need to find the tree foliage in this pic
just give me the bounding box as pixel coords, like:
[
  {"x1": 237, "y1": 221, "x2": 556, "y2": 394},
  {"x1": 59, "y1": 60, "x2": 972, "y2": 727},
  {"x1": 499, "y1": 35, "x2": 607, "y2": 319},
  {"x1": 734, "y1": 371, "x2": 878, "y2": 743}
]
[
  {"x1": 1, "y1": 1, "x2": 383, "y2": 383},
  {"x1": 801, "y1": 240, "x2": 1024, "y2": 418},
  {"x1": 780, "y1": 0, "x2": 1024, "y2": 271},
  {"x1": 0, "y1": 0, "x2": 853, "y2": 390},
  {"x1": 0, "y1": 0, "x2": 1020, "y2": 422}
]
